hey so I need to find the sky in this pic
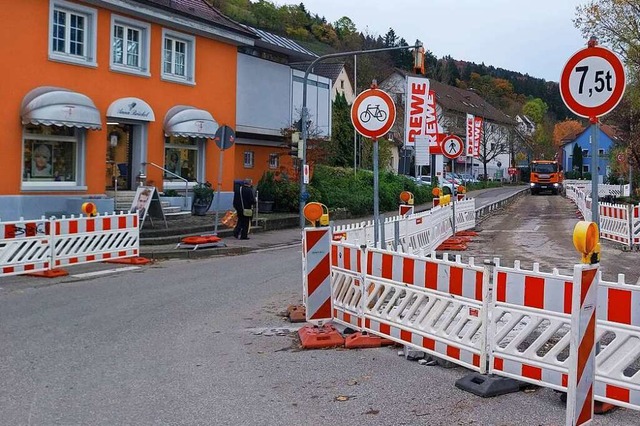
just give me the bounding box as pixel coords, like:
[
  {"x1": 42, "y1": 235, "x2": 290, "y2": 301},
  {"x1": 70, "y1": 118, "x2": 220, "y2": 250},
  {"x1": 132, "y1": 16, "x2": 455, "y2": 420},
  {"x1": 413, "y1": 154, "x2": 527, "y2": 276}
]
[{"x1": 275, "y1": 0, "x2": 589, "y2": 82}]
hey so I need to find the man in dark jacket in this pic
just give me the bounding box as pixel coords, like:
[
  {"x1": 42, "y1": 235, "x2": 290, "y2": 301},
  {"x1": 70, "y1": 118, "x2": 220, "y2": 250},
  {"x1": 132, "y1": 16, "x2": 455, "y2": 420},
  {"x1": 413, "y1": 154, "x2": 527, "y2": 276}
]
[{"x1": 233, "y1": 179, "x2": 255, "y2": 239}]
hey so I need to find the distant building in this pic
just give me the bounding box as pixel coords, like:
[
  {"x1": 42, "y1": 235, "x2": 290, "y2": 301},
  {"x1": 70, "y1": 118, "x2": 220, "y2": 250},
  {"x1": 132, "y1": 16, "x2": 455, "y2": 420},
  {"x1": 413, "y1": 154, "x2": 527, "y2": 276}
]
[{"x1": 560, "y1": 124, "x2": 620, "y2": 182}]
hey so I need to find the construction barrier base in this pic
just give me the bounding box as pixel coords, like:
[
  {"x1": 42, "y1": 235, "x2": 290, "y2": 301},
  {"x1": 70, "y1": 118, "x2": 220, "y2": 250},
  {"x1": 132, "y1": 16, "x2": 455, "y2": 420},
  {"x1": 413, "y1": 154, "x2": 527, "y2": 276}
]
[
  {"x1": 344, "y1": 331, "x2": 394, "y2": 349},
  {"x1": 594, "y1": 401, "x2": 617, "y2": 415},
  {"x1": 177, "y1": 235, "x2": 225, "y2": 250},
  {"x1": 298, "y1": 324, "x2": 345, "y2": 349},
  {"x1": 26, "y1": 268, "x2": 69, "y2": 278},
  {"x1": 103, "y1": 256, "x2": 152, "y2": 265},
  {"x1": 456, "y1": 230, "x2": 478, "y2": 237},
  {"x1": 437, "y1": 237, "x2": 468, "y2": 251},
  {"x1": 286, "y1": 304, "x2": 306, "y2": 323},
  {"x1": 455, "y1": 373, "x2": 524, "y2": 398}
]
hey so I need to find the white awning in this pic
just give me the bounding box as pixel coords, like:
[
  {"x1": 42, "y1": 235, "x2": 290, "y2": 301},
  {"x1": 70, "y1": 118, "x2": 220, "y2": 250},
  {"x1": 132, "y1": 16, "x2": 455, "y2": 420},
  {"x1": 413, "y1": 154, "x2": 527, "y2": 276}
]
[
  {"x1": 107, "y1": 97, "x2": 155, "y2": 122},
  {"x1": 163, "y1": 105, "x2": 218, "y2": 139},
  {"x1": 21, "y1": 86, "x2": 102, "y2": 129}
]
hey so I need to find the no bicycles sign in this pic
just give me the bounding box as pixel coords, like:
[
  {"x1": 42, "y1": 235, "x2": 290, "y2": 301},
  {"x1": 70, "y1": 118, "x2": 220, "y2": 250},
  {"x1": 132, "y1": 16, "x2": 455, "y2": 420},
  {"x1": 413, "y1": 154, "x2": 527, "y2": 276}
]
[
  {"x1": 560, "y1": 44, "x2": 626, "y2": 119},
  {"x1": 351, "y1": 88, "x2": 396, "y2": 139}
]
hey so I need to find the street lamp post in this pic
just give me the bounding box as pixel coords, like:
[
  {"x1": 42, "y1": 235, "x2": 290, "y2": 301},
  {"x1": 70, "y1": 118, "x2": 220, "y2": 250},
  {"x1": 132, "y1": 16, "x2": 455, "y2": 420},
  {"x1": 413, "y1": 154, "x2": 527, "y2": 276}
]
[{"x1": 299, "y1": 41, "x2": 423, "y2": 228}]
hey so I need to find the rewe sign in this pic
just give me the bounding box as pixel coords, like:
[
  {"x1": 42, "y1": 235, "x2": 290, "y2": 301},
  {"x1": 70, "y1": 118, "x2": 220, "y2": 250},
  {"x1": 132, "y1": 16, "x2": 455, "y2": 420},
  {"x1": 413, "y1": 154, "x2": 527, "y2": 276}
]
[{"x1": 405, "y1": 76, "x2": 441, "y2": 154}]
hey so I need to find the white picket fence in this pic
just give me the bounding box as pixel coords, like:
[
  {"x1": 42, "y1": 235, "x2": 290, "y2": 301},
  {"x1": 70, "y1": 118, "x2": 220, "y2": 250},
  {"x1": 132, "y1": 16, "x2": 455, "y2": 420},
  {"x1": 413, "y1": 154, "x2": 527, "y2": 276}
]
[{"x1": 0, "y1": 213, "x2": 140, "y2": 277}]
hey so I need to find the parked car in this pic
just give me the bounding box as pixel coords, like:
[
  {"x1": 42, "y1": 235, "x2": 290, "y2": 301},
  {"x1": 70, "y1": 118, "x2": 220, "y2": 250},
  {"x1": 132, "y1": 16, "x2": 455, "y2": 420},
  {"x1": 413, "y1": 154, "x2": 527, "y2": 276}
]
[{"x1": 418, "y1": 175, "x2": 433, "y2": 186}]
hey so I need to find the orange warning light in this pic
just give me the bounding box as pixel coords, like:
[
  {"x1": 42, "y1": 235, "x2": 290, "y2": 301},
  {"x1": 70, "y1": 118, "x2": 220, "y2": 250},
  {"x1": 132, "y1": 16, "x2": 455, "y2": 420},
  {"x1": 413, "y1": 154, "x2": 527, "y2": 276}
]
[{"x1": 81, "y1": 202, "x2": 97, "y2": 217}]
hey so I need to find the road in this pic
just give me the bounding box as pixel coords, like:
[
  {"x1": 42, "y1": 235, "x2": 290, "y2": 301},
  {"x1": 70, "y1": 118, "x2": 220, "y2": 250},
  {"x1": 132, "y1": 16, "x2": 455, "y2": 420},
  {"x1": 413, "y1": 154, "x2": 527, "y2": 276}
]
[{"x1": 1, "y1": 190, "x2": 638, "y2": 425}]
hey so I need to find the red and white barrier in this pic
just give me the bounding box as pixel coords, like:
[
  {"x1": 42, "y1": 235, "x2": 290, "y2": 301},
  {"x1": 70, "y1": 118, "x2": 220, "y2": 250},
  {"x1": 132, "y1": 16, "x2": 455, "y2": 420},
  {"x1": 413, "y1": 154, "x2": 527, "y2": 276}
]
[
  {"x1": 599, "y1": 203, "x2": 632, "y2": 246},
  {"x1": 331, "y1": 241, "x2": 364, "y2": 330},
  {"x1": 0, "y1": 218, "x2": 51, "y2": 277},
  {"x1": 489, "y1": 261, "x2": 575, "y2": 391},
  {"x1": 302, "y1": 227, "x2": 332, "y2": 324},
  {"x1": 362, "y1": 247, "x2": 488, "y2": 373},
  {"x1": 633, "y1": 205, "x2": 640, "y2": 247},
  {"x1": 51, "y1": 214, "x2": 139, "y2": 267}
]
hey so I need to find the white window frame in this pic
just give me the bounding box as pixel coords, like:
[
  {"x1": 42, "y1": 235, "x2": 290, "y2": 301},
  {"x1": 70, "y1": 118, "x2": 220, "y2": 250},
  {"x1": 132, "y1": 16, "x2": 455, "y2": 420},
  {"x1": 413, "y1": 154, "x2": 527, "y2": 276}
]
[
  {"x1": 49, "y1": 0, "x2": 97, "y2": 67},
  {"x1": 268, "y1": 153, "x2": 279, "y2": 169},
  {"x1": 244, "y1": 151, "x2": 254, "y2": 168},
  {"x1": 598, "y1": 148, "x2": 605, "y2": 156},
  {"x1": 110, "y1": 15, "x2": 151, "y2": 77},
  {"x1": 161, "y1": 29, "x2": 196, "y2": 85},
  {"x1": 21, "y1": 126, "x2": 87, "y2": 191},
  {"x1": 582, "y1": 149, "x2": 589, "y2": 157}
]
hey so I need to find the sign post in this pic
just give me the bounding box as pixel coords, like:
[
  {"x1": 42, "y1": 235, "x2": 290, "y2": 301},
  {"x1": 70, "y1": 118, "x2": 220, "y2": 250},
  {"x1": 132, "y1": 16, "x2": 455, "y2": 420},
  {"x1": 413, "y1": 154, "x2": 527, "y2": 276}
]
[
  {"x1": 560, "y1": 38, "x2": 626, "y2": 228},
  {"x1": 212, "y1": 125, "x2": 235, "y2": 236},
  {"x1": 560, "y1": 38, "x2": 625, "y2": 425},
  {"x1": 351, "y1": 84, "x2": 396, "y2": 246},
  {"x1": 441, "y1": 135, "x2": 464, "y2": 235}
]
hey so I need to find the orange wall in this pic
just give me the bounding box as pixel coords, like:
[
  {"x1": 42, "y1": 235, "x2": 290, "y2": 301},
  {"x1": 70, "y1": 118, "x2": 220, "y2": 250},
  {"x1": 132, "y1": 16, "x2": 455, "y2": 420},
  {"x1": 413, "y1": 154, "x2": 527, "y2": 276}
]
[
  {"x1": 233, "y1": 145, "x2": 296, "y2": 184},
  {"x1": 1, "y1": 0, "x2": 240, "y2": 194}
]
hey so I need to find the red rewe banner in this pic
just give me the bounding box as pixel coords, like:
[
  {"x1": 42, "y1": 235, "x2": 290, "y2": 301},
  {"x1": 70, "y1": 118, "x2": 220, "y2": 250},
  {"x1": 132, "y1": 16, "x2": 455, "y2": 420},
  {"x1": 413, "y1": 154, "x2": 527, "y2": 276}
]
[
  {"x1": 466, "y1": 113, "x2": 474, "y2": 156},
  {"x1": 473, "y1": 116, "x2": 483, "y2": 158},
  {"x1": 404, "y1": 76, "x2": 430, "y2": 146},
  {"x1": 426, "y1": 90, "x2": 441, "y2": 154}
]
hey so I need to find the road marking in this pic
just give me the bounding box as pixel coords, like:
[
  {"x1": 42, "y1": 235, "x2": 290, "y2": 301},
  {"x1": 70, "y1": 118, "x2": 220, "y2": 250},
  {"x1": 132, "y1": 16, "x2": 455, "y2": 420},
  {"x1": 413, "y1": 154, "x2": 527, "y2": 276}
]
[
  {"x1": 533, "y1": 225, "x2": 541, "y2": 231},
  {"x1": 71, "y1": 266, "x2": 141, "y2": 278}
]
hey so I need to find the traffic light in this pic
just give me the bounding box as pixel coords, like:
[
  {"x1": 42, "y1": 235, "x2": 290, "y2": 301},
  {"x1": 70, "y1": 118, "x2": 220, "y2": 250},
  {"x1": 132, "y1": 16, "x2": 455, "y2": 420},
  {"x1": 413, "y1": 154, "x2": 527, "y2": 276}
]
[
  {"x1": 289, "y1": 131, "x2": 303, "y2": 158},
  {"x1": 413, "y1": 46, "x2": 425, "y2": 75}
]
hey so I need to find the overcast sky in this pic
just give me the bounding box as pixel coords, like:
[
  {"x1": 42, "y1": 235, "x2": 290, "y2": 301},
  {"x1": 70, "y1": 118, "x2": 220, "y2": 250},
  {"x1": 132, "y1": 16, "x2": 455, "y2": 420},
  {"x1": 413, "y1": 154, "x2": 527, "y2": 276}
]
[{"x1": 276, "y1": 0, "x2": 589, "y2": 82}]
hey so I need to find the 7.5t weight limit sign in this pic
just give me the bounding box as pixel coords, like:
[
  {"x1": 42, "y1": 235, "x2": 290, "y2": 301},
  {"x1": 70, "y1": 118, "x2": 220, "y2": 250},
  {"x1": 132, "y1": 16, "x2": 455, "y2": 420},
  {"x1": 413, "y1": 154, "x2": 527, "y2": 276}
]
[{"x1": 560, "y1": 45, "x2": 625, "y2": 119}]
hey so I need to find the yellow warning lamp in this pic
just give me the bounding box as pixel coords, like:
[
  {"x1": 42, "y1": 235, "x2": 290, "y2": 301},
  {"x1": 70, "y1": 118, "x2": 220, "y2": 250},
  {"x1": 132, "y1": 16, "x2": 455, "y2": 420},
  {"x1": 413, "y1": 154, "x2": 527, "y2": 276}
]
[
  {"x1": 572, "y1": 221, "x2": 600, "y2": 264},
  {"x1": 81, "y1": 202, "x2": 97, "y2": 217},
  {"x1": 400, "y1": 191, "x2": 414, "y2": 205},
  {"x1": 458, "y1": 186, "x2": 466, "y2": 194},
  {"x1": 303, "y1": 202, "x2": 329, "y2": 227}
]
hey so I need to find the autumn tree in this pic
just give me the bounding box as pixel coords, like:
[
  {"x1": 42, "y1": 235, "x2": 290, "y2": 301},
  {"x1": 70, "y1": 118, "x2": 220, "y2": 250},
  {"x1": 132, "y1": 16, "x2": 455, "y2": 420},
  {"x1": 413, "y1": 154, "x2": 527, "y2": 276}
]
[{"x1": 553, "y1": 119, "x2": 583, "y2": 147}]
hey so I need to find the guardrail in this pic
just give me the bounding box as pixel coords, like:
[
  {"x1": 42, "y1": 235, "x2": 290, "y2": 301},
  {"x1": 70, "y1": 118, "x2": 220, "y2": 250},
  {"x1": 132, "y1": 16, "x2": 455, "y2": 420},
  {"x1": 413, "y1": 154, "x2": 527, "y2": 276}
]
[{"x1": 475, "y1": 187, "x2": 530, "y2": 222}]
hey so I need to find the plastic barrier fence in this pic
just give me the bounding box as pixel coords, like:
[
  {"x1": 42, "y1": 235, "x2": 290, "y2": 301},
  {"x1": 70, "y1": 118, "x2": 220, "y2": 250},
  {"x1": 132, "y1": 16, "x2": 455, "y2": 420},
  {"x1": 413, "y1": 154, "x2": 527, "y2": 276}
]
[
  {"x1": 51, "y1": 214, "x2": 139, "y2": 268},
  {"x1": 362, "y1": 247, "x2": 488, "y2": 373},
  {"x1": 489, "y1": 260, "x2": 576, "y2": 391},
  {"x1": 633, "y1": 206, "x2": 640, "y2": 246},
  {"x1": 330, "y1": 241, "x2": 363, "y2": 330},
  {"x1": 599, "y1": 203, "x2": 631, "y2": 246},
  {"x1": 563, "y1": 181, "x2": 631, "y2": 197},
  {"x1": 0, "y1": 218, "x2": 51, "y2": 277},
  {"x1": 0, "y1": 213, "x2": 140, "y2": 278}
]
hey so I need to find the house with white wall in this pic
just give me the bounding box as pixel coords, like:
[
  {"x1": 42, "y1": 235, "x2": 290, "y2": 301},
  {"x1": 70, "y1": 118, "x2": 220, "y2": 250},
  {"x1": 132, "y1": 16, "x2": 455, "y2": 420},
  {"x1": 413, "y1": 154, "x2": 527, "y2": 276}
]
[{"x1": 235, "y1": 27, "x2": 331, "y2": 183}]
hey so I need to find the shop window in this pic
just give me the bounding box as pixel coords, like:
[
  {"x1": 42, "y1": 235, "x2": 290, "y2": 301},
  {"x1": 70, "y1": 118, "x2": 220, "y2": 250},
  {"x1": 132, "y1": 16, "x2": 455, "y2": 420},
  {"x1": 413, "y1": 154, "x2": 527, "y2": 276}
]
[
  {"x1": 49, "y1": 0, "x2": 97, "y2": 67},
  {"x1": 110, "y1": 15, "x2": 151, "y2": 76},
  {"x1": 161, "y1": 29, "x2": 195, "y2": 85},
  {"x1": 244, "y1": 151, "x2": 254, "y2": 168},
  {"x1": 22, "y1": 124, "x2": 84, "y2": 189},
  {"x1": 163, "y1": 136, "x2": 203, "y2": 187},
  {"x1": 269, "y1": 154, "x2": 279, "y2": 169}
]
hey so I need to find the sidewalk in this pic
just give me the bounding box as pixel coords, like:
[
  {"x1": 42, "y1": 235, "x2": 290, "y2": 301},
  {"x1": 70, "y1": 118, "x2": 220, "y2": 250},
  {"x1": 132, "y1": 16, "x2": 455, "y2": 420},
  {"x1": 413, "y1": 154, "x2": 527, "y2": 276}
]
[{"x1": 140, "y1": 185, "x2": 525, "y2": 260}]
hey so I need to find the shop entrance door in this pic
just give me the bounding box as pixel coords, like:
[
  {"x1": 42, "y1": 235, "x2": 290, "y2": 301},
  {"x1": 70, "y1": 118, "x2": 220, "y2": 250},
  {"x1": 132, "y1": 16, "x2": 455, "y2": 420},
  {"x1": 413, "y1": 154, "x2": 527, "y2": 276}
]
[{"x1": 106, "y1": 123, "x2": 137, "y2": 190}]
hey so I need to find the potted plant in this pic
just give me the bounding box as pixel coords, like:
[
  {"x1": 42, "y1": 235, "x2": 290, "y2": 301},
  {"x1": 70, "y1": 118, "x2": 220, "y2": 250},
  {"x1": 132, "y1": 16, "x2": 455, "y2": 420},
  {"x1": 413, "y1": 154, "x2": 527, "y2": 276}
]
[
  {"x1": 257, "y1": 171, "x2": 276, "y2": 213},
  {"x1": 191, "y1": 181, "x2": 214, "y2": 216}
]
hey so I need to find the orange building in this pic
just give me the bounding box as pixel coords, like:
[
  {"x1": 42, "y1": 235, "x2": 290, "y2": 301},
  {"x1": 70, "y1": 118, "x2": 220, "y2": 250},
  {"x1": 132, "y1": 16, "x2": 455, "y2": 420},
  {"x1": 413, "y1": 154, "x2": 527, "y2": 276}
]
[{"x1": 0, "y1": 0, "x2": 256, "y2": 220}]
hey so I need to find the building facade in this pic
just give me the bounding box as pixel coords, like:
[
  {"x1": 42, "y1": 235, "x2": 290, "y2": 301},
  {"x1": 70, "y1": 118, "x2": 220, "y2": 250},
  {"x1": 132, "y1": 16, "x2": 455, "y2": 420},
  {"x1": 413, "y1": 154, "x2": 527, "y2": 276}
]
[
  {"x1": 1, "y1": 0, "x2": 259, "y2": 220},
  {"x1": 561, "y1": 125, "x2": 618, "y2": 183}
]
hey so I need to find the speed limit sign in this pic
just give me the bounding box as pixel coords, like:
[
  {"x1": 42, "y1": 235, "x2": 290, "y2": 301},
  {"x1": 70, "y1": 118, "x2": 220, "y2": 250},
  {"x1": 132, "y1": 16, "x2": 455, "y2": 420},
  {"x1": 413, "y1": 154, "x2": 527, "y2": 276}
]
[{"x1": 560, "y1": 45, "x2": 626, "y2": 119}]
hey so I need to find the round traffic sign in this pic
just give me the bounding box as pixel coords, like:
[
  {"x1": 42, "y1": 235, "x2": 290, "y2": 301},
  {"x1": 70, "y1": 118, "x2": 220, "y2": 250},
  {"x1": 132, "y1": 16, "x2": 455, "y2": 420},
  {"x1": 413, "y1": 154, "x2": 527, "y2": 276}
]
[
  {"x1": 214, "y1": 125, "x2": 235, "y2": 150},
  {"x1": 351, "y1": 89, "x2": 396, "y2": 139},
  {"x1": 560, "y1": 46, "x2": 626, "y2": 119},
  {"x1": 440, "y1": 135, "x2": 464, "y2": 159}
]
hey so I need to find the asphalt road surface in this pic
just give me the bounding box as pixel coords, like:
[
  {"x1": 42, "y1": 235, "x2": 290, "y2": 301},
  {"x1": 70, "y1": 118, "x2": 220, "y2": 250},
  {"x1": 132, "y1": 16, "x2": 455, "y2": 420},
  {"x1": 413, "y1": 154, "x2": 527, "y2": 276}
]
[{"x1": 1, "y1": 191, "x2": 638, "y2": 425}]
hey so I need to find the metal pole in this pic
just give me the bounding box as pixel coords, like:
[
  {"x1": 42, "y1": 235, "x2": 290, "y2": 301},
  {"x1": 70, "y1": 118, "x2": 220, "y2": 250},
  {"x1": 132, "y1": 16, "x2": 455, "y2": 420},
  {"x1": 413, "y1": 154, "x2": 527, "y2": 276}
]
[
  {"x1": 213, "y1": 127, "x2": 225, "y2": 235},
  {"x1": 452, "y1": 187, "x2": 457, "y2": 236},
  {"x1": 354, "y1": 54, "x2": 357, "y2": 175},
  {"x1": 591, "y1": 123, "x2": 599, "y2": 227},
  {"x1": 373, "y1": 139, "x2": 380, "y2": 245},
  {"x1": 299, "y1": 42, "x2": 422, "y2": 228}
]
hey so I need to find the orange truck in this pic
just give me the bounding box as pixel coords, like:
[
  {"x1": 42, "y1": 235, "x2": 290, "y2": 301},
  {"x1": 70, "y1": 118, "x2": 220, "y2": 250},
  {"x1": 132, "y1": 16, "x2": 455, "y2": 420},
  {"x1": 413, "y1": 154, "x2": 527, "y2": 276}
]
[{"x1": 530, "y1": 160, "x2": 563, "y2": 195}]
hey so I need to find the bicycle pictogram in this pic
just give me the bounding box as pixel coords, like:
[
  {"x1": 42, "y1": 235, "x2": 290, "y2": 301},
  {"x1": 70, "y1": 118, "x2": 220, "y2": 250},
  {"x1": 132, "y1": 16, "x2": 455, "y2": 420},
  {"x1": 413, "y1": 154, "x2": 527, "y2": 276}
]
[{"x1": 359, "y1": 104, "x2": 387, "y2": 123}]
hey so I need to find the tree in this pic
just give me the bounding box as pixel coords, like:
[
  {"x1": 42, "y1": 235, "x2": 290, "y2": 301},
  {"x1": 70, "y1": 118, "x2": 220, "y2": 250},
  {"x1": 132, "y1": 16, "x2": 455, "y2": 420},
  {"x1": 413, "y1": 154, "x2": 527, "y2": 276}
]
[
  {"x1": 574, "y1": 0, "x2": 640, "y2": 70},
  {"x1": 572, "y1": 143, "x2": 584, "y2": 177},
  {"x1": 553, "y1": 119, "x2": 584, "y2": 147},
  {"x1": 326, "y1": 93, "x2": 355, "y2": 167},
  {"x1": 479, "y1": 123, "x2": 510, "y2": 181},
  {"x1": 522, "y1": 98, "x2": 548, "y2": 124}
]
